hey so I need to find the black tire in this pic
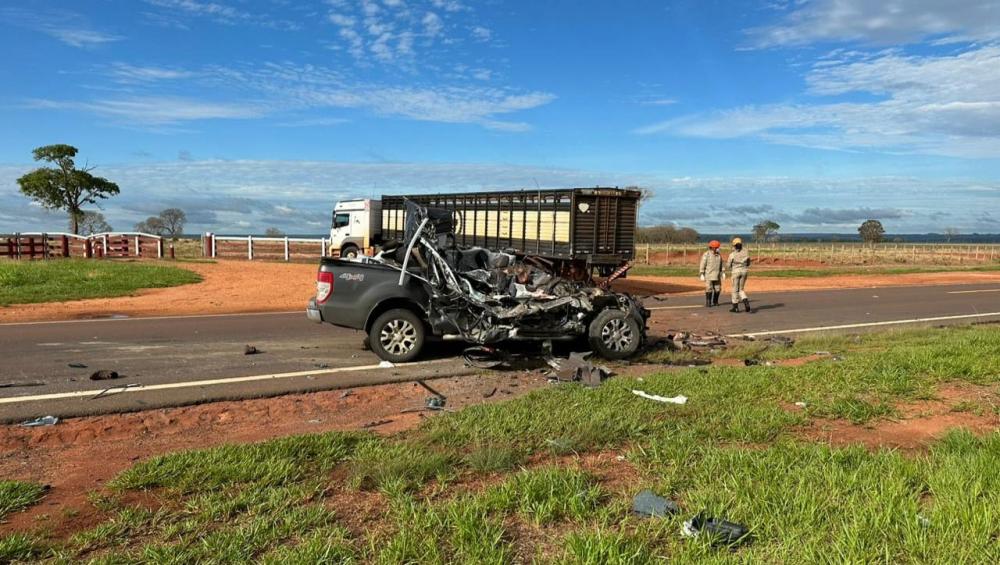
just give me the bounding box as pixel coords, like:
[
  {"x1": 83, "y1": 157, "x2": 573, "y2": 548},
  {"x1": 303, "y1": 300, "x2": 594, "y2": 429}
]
[
  {"x1": 588, "y1": 309, "x2": 641, "y2": 360},
  {"x1": 368, "y1": 308, "x2": 425, "y2": 363},
  {"x1": 341, "y1": 244, "x2": 360, "y2": 259}
]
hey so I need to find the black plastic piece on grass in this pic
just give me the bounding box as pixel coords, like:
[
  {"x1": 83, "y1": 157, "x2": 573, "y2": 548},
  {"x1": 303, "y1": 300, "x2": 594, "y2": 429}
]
[
  {"x1": 631, "y1": 489, "x2": 680, "y2": 518},
  {"x1": 684, "y1": 513, "x2": 751, "y2": 548}
]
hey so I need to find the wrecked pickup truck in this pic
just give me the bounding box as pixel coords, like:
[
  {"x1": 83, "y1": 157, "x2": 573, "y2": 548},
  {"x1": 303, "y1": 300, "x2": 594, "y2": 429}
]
[{"x1": 307, "y1": 200, "x2": 649, "y2": 364}]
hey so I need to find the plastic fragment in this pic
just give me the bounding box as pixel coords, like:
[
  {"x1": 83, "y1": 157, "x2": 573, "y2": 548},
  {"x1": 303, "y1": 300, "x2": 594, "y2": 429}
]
[
  {"x1": 631, "y1": 390, "x2": 687, "y2": 404},
  {"x1": 632, "y1": 490, "x2": 680, "y2": 518},
  {"x1": 21, "y1": 415, "x2": 60, "y2": 427}
]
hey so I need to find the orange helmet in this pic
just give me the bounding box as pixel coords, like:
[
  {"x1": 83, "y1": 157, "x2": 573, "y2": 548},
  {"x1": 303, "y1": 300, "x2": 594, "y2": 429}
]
[{"x1": 708, "y1": 240, "x2": 721, "y2": 249}]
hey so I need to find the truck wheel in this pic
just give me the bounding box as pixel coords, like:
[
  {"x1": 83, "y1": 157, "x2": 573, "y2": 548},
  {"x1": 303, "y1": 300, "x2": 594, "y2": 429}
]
[
  {"x1": 588, "y1": 309, "x2": 641, "y2": 360},
  {"x1": 341, "y1": 244, "x2": 360, "y2": 259},
  {"x1": 369, "y1": 309, "x2": 425, "y2": 363}
]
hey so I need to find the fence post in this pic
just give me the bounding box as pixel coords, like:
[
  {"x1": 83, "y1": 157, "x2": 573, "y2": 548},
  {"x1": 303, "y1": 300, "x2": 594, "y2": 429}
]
[
  {"x1": 321, "y1": 237, "x2": 326, "y2": 258},
  {"x1": 248, "y1": 236, "x2": 254, "y2": 260},
  {"x1": 169, "y1": 244, "x2": 175, "y2": 259},
  {"x1": 644, "y1": 243, "x2": 650, "y2": 264},
  {"x1": 61, "y1": 235, "x2": 69, "y2": 258},
  {"x1": 102, "y1": 235, "x2": 108, "y2": 257},
  {"x1": 158, "y1": 238, "x2": 164, "y2": 259},
  {"x1": 84, "y1": 238, "x2": 92, "y2": 258},
  {"x1": 211, "y1": 234, "x2": 217, "y2": 258},
  {"x1": 284, "y1": 236, "x2": 290, "y2": 261},
  {"x1": 135, "y1": 236, "x2": 141, "y2": 257}
]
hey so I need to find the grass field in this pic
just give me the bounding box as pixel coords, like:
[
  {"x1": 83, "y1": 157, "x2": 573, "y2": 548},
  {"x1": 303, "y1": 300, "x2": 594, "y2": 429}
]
[
  {"x1": 0, "y1": 259, "x2": 202, "y2": 306},
  {"x1": 5, "y1": 325, "x2": 1000, "y2": 562},
  {"x1": 0, "y1": 481, "x2": 46, "y2": 521},
  {"x1": 630, "y1": 263, "x2": 1000, "y2": 278}
]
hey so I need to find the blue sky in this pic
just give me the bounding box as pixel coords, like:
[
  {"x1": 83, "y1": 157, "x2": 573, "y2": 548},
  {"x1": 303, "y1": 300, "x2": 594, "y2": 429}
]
[{"x1": 1, "y1": 0, "x2": 998, "y2": 234}]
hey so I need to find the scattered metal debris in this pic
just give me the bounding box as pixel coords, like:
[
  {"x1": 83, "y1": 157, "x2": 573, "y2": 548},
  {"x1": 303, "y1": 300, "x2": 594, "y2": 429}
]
[
  {"x1": 339, "y1": 390, "x2": 354, "y2": 399},
  {"x1": 631, "y1": 390, "x2": 687, "y2": 404},
  {"x1": 0, "y1": 381, "x2": 45, "y2": 388},
  {"x1": 378, "y1": 360, "x2": 395, "y2": 368},
  {"x1": 632, "y1": 490, "x2": 680, "y2": 518},
  {"x1": 463, "y1": 346, "x2": 509, "y2": 369},
  {"x1": 91, "y1": 383, "x2": 140, "y2": 400},
  {"x1": 682, "y1": 513, "x2": 751, "y2": 548},
  {"x1": 244, "y1": 345, "x2": 259, "y2": 355},
  {"x1": 425, "y1": 396, "x2": 446, "y2": 410},
  {"x1": 20, "y1": 415, "x2": 59, "y2": 427},
  {"x1": 68, "y1": 362, "x2": 88, "y2": 369},
  {"x1": 546, "y1": 351, "x2": 611, "y2": 387},
  {"x1": 362, "y1": 419, "x2": 393, "y2": 428},
  {"x1": 667, "y1": 331, "x2": 727, "y2": 350},
  {"x1": 89, "y1": 370, "x2": 120, "y2": 381}
]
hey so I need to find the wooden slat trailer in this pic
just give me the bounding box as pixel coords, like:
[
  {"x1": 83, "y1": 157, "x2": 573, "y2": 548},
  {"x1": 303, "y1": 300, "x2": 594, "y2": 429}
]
[{"x1": 380, "y1": 187, "x2": 640, "y2": 275}]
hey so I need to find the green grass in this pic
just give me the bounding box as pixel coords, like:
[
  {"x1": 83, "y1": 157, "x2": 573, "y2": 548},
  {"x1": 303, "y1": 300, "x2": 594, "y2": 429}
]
[
  {"x1": 630, "y1": 263, "x2": 1000, "y2": 278},
  {"x1": 6, "y1": 325, "x2": 1000, "y2": 562},
  {"x1": 0, "y1": 480, "x2": 47, "y2": 520},
  {"x1": 0, "y1": 259, "x2": 201, "y2": 306}
]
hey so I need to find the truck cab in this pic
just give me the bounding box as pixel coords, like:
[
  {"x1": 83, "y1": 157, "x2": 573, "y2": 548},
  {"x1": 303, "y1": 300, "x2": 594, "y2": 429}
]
[{"x1": 329, "y1": 199, "x2": 382, "y2": 258}]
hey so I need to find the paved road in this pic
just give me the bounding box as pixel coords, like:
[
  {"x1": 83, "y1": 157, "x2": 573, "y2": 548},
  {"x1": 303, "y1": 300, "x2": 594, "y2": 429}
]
[{"x1": 2, "y1": 283, "x2": 998, "y2": 421}]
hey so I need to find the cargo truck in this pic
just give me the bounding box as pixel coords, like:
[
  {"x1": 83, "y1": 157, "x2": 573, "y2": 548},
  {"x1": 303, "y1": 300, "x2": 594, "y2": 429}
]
[{"x1": 328, "y1": 187, "x2": 640, "y2": 274}]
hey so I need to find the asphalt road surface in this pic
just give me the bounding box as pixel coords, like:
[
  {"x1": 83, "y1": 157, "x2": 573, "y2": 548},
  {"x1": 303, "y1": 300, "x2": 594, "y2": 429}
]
[{"x1": 2, "y1": 283, "x2": 998, "y2": 422}]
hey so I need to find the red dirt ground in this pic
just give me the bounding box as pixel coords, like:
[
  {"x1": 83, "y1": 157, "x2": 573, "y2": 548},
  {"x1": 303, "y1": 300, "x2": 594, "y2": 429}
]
[
  {"x1": 0, "y1": 371, "x2": 548, "y2": 535},
  {"x1": 799, "y1": 382, "x2": 1000, "y2": 450}
]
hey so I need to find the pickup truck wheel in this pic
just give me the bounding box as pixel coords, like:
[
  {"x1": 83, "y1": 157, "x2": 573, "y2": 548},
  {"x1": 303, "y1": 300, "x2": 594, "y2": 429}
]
[
  {"x1": 341, "y1": 244, "x2": 360, "y2": 259},
  {"x1": 369, "y1": 309, "x2": 425, "y2": 363},
  {"x1": 588, "y1": 309, "x2": 641, "y2": 360}
]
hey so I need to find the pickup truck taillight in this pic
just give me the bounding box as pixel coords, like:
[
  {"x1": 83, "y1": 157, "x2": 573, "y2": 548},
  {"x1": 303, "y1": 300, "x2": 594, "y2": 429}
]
[{"x1": 316, "y1": 271, "x2": 334, "y2": 303}]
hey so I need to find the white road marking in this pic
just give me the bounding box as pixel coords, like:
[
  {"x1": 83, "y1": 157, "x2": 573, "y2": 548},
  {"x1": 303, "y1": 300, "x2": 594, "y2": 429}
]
[
  {"x1": 0, "y1": 310, "x2": 303, "y2": 327},
  {"x1": 730, "y1": 311, "x2": 1000, "y2": 338},
  {"x1": 646, "y1": 305, "x2": 703, "y2": 310},
  {"x1": 947, "y1": 289, "x2": 1000, "y2": 294},
  {"x1": 0, "y1": 359, "x2": 449, "y2": 405}
]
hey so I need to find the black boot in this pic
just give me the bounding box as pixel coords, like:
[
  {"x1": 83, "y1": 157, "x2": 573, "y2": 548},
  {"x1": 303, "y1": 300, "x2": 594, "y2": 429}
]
[
  {"x1": 729, "y1": 302, "x2": 739, "y2": 313},
  {"x1": 705, "y1": 292, "x2": 712, "y2": 307},
  {"x1": 743, "y1": 298, "x2": 753, "y2": 313},
  {"x1": 712, "y1": 290, "x2": 720, "y2": 306}
]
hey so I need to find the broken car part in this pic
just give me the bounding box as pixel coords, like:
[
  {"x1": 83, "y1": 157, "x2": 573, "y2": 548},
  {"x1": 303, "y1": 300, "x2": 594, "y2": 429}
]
[
  {"x1": 89, "y1": 370, "x2": 120, "y2": 381},
  {"x1": 632, "y1": 490, "x2": 681, "y2": 518},
  {"x1": 682, "y1": 513, "x2": 751, "y2": 548},
  {"x1": 631, "y1": 390, "x2": 688, "y2": 405},
  {"x1": 20, "y1": 415, "x2": 59, "y2": 427}
]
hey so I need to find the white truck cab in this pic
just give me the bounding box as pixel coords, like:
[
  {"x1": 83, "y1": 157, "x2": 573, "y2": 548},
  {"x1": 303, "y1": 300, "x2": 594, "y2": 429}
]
[{"x1": 329, "y1": 199, "x2": 382, "y2": 258}]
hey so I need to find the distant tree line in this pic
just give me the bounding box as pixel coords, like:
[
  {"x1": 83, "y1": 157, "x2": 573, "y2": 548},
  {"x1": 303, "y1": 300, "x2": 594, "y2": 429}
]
[{"x1": 636, "y1": 225, "x2": 700, "y2": 244}]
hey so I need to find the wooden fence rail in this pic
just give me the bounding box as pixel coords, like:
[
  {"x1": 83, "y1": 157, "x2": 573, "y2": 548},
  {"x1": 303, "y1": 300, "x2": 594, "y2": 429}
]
[{"x1": 0, "y1": 232, "x2": 163, "y2": 260}]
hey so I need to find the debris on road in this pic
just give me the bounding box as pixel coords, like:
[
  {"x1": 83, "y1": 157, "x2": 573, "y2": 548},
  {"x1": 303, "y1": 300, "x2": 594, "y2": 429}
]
[
  {"x1": 20, "y1": 415, "x2": 60, "y2": 427},
  {"x1": 362, "y1": 419, "x2": 393, "y2": 429},
  {"x1": 91, "y1": 383, "x2": 140, "y2": 400},
  {"x1": 632, "y1": 490, "x2": 680, "y2": 518},
  {"x1": 631, "y1": 390, "x2": 687, "y2": 405},
  {"x1": 244, "y1": 345, "x2": 260, "y2": 355},
  {"x1": 482, "y1": 387, "x2": 497, "y2": 398},
  {"x1": 0, "y1": 381, "x2": 45, "y2": 388},
  {"x1": 463, "y1": 346, "x2": 509, "y2": 369},
  {"x1": 68, "y1": 362, "x2": 88, "y2": 369},
  {"x1": 425, "y1": 396, "x2": 446, "y2": 410},
  {"x1": 666, "y1": 331, "x2": 727, "y2": 350},
  {"x1": 794, "y1": 401, "x2": 808, "y2": 408},
  {"x1": 378, "y1": 360, "x2": 395, "y2": 368},
  {"x1": 682, "y1": 513, "x2": 751, "y2": 548},
  {"x1": 89, "y1": 370, "x2": 121, "y2": 381},
  {"x1": 546, "y1": 351, "x2": 611, "y2": 386}
]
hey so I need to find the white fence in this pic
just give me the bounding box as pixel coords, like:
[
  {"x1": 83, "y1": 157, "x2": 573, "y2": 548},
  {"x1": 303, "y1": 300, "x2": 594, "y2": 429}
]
[{"x1": 205, "y1": 233, "x2": 329, "y2": 261}]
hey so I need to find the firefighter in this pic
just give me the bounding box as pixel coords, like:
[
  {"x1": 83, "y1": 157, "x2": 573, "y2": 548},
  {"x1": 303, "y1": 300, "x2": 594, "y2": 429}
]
[
  {"x1": 726, "y1": 237, "x2": 753, "y2": 313},
  {"x1": 699, "y1": 240, "x2": 724, "y2": 307}
]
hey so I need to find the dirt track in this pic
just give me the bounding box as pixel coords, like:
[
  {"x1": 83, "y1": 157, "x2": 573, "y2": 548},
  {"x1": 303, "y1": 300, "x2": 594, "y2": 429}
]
[{"x1": 2, "y1": 259, "x2": 999, "y2": 324}]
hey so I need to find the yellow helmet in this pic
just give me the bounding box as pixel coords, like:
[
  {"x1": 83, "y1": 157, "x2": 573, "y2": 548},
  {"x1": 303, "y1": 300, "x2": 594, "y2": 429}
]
[{"x1": 732, "y1": 237, "x2": 743, "y2": 246}]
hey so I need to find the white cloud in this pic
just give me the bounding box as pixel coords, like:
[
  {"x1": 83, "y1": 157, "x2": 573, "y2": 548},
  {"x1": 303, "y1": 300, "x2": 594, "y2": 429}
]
[
  {"x1": 470, "y1": 25, "x2": 491, "y2": 42},
  {"x1": 109, "y1": 63, "x2": 193, "y2": 82},
  {"x1": 142, "y1": 0, "x2": 299, "y2": 30},
  {"x1": 27, "y1": 96, "x2": 265, "y2": 126},
  {"x1": 0, "y1": 7, "x2": 122, "y2": 48},
  {"x1": 422, "y1": 12, "x2": 443, "y2": 37},
  {"x1": 45, "y1": 28, "x2": 122, "y2": 47},
  {"x1": 638, "y1": 43, "x2": 1000, "y2": 158},
  {"x1": 747, "y1": 0, "x2": 1000, "y2": 47},
  {"x1": 2, "y1": 163, "x2": 996, "y2": 233}
]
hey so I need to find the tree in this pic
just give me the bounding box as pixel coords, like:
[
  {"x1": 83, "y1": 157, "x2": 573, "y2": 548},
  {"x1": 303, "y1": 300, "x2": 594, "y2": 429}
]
[
  {"x1": 135, "y1": 216, "x2": 167, "y2": 236},
  {"x1": 265, "y1": 227, "x2": 285, "y2": 237},
  {"x1": 943, "y1": 227, "x2": 959, "y2": 243},
  {"x1": 73, "y1": 211, "x2": 112, "y2": 235},
  {"x1": 636, "y1": 224, "x2": 700, "y2": 244},
  {"x1": 158, "y1": 208, "x2": 187, "y2": 239},
  {"x1": 16, "y1": 144, "x2": 120, "y2": 235},
  {"x1": 752, "y1": 220, "x2": 780, "y2": 243},
  {"x1": 858, "y1": 219, "x2": 885, "y2": 246}
]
